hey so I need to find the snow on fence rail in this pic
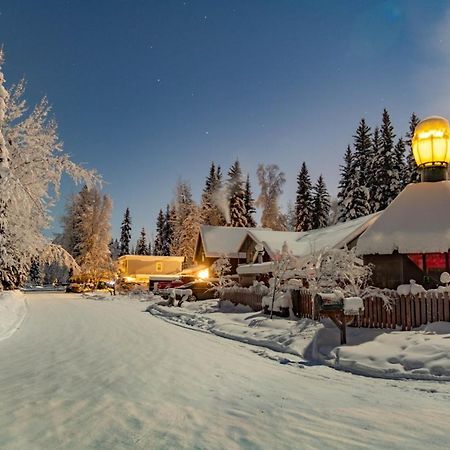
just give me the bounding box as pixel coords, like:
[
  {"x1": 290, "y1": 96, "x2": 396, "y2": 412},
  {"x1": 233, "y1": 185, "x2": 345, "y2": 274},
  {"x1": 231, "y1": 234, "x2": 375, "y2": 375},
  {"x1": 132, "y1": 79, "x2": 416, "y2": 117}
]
[
  {"x1": 294, "y1": 289, "x2": 450, "y2": 331},
  {"x1": 219, "y1": 288, "x2": 263, "y2": 311}
]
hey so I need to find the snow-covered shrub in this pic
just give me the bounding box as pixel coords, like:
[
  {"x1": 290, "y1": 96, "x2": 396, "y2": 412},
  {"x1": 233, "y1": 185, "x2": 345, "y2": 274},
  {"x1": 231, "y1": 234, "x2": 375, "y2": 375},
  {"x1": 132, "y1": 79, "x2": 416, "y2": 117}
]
[
  {"x1": 248, "y1": 281, "x2": 269, "y2": 296},
  {"x1": 297, "y1": 247, "x2": 372, "y2": 299}
]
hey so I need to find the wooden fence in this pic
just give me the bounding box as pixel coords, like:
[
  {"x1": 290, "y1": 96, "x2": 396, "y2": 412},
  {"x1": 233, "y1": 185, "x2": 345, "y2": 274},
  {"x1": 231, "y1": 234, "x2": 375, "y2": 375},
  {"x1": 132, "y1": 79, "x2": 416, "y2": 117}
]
[
  {"x1": 220, "y1": 288, "x2": 264, "y2": 312},
  {"x1": 293, "y1": 289, "x2": 450, "y2": 331}
]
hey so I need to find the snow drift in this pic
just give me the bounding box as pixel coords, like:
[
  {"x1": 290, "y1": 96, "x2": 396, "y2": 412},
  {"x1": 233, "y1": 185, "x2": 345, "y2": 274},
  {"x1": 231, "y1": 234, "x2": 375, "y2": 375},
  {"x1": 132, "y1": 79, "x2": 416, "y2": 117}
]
[{"x1": 0, "y1": 291, "x2": 27, "y2": 341}]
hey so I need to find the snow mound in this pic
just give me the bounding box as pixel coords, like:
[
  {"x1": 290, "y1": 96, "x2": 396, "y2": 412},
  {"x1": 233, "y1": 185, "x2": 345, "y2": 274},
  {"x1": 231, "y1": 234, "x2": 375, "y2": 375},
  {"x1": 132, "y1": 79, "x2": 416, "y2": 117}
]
[
  {"x1": 307, "y1": 320, "x2": 450, "y2": 381},
  {"x1": 147, "y1": 299, "x2": 322, "y2": 358},
  {"x1": 0, "y1": 291, "x2": 27, "y2": 341},
  {"x1": 148, "y1": 299, "x2": 450, "y2": 381}
]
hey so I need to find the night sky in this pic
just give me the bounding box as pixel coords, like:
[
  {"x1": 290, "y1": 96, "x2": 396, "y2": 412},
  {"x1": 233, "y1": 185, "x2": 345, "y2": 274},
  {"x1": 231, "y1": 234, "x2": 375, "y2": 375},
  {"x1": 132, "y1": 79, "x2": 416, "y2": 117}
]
[{"x1": 1, "y1": 0, "x2": 449, "y2": 241}]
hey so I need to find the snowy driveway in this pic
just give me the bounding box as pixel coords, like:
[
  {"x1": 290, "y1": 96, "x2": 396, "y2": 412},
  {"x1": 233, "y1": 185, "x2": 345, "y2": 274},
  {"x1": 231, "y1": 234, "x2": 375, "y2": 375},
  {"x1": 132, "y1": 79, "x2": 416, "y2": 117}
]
[{"x1": 0, "y1": 293, "x2": 449, "y2": 450}]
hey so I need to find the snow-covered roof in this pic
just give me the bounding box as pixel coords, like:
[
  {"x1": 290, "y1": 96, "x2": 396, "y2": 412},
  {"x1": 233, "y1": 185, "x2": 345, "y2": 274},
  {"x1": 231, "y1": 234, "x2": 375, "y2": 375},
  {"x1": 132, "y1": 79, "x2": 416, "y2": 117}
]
[
  {"x1": 198, "y1": 225, "x2": 256, "y2": 258},
  {"x1": 357, "y1": 181, "x2": 450, "y2": 255},
  {"x1": 236, "y1": 261, "x2": 275, "y2": 275},
  {"x1": 247, "y1": 214, "x2": 379, "y2": 260}
]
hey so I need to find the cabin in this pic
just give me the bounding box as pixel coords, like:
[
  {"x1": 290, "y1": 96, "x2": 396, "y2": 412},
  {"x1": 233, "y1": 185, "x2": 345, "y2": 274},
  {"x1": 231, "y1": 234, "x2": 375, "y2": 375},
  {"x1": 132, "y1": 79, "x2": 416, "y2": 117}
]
[
  {"x1": 193, "y1": 225, "x2": 254, "y2": 274},
  {"x1": 357, "y1": 181, "x2": 450, "y2": 289},
  {"x1": 117, "y1": 255, "x2": 185, "y2": 284}
]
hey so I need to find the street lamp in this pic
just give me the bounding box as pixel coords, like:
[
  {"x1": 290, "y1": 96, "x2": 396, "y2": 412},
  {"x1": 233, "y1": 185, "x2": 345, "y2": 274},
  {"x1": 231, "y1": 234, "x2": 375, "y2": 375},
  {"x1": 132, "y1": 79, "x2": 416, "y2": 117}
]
[{"x1": 412, "y1": 115, "x2": 450, "y2": 182}]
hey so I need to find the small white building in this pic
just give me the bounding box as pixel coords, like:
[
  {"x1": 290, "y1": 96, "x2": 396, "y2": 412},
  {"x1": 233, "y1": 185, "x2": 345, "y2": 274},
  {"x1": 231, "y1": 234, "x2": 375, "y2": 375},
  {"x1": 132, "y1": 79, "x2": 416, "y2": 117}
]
[{"x1": 118, "y1": 255, "x2": 185, "y2": 284}]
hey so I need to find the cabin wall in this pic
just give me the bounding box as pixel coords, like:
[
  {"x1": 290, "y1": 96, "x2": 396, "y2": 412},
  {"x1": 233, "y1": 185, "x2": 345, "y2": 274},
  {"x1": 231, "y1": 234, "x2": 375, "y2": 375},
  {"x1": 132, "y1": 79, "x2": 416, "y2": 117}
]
[{"x1": 364, "y1": 254, "x2": 424, "y2": 289}]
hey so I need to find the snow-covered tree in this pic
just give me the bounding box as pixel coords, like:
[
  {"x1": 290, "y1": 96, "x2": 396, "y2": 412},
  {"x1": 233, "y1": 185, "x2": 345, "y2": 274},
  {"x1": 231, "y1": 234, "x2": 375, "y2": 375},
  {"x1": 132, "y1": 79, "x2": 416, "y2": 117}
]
[
  {"x1": 295, "y1": 162, "x2": 313, "y2": 231},
  {"x1": 367, "y1": 127, "x2": 382, "y2": 212},
  {"x1": 28, "y1": 257, "x2": 42, "y2": 285},
  {"x1": 176, "y1": 204, "x2": 201, "y2": 266},
  {"x1": 0, "y1": 49, "x2": 98, "y2": 289},
  {"x1": 298, "y1": 247, "x2": 372, "y2": 298},
  {"x1": 171, "y1": 180, "x2": 200, "y2": 264},
  {"x1": 244, "y1": 174, "x2": 256, "y2": 227},
  {"x1": 227, "y1": 160, "x2": 247, "y2": 227},
  {"x1": 136, "y1": 228, "x2": 149, "y2": 255},
  {"x1": 256, "y1": 164, "x2": 286, "y2": 230},
  {"x1": 353, "y1": 118, "x2": 372, "y2": 180},
  {"x1": 312, "y1": 175, "x2": 330, "y2": 229},
  {"x1": 394, "y1": 137, "x2": 406, "y2": 191},
  {"x1": 374, "y1": 109, "x2": 397, "y2": 210},
  {"x1": 76, "y1": 190, "x2": 113, "y2": 283},
  {"x1": 211, "y1": 256, "x2": 232, "y2": 287},
  {"x1": 337, "y1": 146, "x2": 353, "y2": 222},
  {"x1": 338, "y1": 146, "x2": 370, "y2": 221},
  {"x1": 404, "y1": 112, "x2": 421, "y2": 184},
  {"x1": 109, "y1": 238, "x2": 120, "y2": 260},
  {"x1": 119, "y1": 208, "x2": 132, "y2": 256},
  {"x1": 284, "y1": 201, "x2": 297, "y2": 231},
  {"x1": 200, "y1": 162, "x2": 226, "y2": 226}
]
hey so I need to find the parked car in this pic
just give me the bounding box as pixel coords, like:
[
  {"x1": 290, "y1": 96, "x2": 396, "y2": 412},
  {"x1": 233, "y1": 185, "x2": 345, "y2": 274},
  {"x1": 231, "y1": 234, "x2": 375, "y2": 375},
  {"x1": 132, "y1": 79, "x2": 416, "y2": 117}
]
[{"x1": 171, "y1": 280, "x2": 218, "y2": 301}]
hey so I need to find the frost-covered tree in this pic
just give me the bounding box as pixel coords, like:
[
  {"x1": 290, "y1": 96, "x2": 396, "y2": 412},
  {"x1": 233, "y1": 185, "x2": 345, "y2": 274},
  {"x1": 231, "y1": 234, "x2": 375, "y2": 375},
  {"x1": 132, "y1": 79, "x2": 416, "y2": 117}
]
[
  {"x1": 227, "y1": 160, "x2": 247, "y2": 227},
  {"x1": 256, "y1": 164, "x2": 286, "y2": 230},
  {"x1": 404, "y1": 112, "x2": 421, "y2": 184},
  {"x1": 244, "y1": 174, "x2": 256, "y2": 227},
  {"x1": 0, "y1": 49, "x2": 98, "y2": 289},
  {"x1": 284, "y1": 201, "x2": 297, "y2": 231},
  {"x1": 176, "y1": 204, "x2": 201, "y2": 266},
  {"x1": 295, "y1": 162, "x2": 313, "y2": 231},
  {"x1": 171, "y1": 180, "x2": 200, "y2": 264},
  {"x1": 153, "y1": 209, "x2": 165, "y2": 256},
  {"x1": 119, "y1": 207, "x2": 132, "y2": 256},
  {"x1": 76, "y1": 190, "x2": 113, "y2": 283},
  {"x1": 312, "y1": 175, "x2": 330, "y2": 229},
  {"x1": 136, "y1": 228, "x2": 149, "y2": 255},
  {"x1": 109, "y1": 238, "x2": 120, "y2": 260}
]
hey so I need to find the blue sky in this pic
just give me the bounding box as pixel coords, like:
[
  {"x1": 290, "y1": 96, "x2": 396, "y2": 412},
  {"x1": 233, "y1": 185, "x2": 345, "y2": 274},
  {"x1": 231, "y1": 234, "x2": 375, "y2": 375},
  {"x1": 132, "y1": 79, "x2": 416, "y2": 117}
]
[{"x1": 1, "y1": 0, "x2": 450, "y2": 242}]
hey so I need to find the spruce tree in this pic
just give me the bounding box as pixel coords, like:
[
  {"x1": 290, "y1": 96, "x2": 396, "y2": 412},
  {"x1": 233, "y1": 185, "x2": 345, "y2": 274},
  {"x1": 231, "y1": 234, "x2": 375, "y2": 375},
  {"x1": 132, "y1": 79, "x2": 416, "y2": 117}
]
[
  {"x1": 119, "y1": 208, "x2": 132, "y2": 256},
  {"x1": 312, "y1": 175, "x2": 330, "y2": 229},
  {"x1": 405, "y1": 112, "x2": 421, "y2": 184},
  {"x1": 338, "y1": 146, "x2": 370, "y2": 221},
  {"x1": 227, "y1": 160, "x2": 247, "y2": 227},
  {"x1": 200, "y1": 162, "x2": 226, "y2": 226},
  {"x1": 353, "y1": 118, "x2": 372, "y2": 177},
  {"x1": 368, "y1": 127, "x2": 382, "y2": 212},
  {"x1": 337, "y1": 146, "x2": 353, "y2": 222},
  {"x1": 244, "y1": 174, "x2": 256, "y2": 227},
  {"x1": 162, "y1": 204, "x2": 172, "y2": 256},
  {"x1": 375, "y1": 109, "x2": 397, "y2": 210},
  {"x1": 136, "y1": 228, "x2": 149, "y2": 255},
  {"x1": 295, "y1": 162, "x2": 313, "y2": 231},
  {"x1": 154, "y1": 209, "x2": 165, "y2": 256},
  {"x1": 29, "y1": 257, "x2": 41, "y2": 285},
  {"x1": 394, "y1": 137, "x2": 406, "y2": 191}
]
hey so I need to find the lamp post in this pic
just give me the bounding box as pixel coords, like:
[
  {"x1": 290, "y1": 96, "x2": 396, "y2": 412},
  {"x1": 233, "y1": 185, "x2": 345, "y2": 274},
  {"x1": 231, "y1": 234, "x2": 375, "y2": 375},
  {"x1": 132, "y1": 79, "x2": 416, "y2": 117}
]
[{"x1": 412, "y1": 116, "x2": 450, "y2": 182}]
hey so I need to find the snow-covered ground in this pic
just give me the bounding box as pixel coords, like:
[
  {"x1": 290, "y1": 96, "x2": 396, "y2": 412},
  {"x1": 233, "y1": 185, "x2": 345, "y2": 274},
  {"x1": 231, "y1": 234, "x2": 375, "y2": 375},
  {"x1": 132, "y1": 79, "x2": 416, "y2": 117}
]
[
  {"x1": 1, "y1": 292, "x2": 450, "y2": 450},
  {"x1": 148, "y1": 299, "x2": 450, "y2": 381},
  {"x1": 0, "y1": 291, "x2": 27, "y2": 341}
]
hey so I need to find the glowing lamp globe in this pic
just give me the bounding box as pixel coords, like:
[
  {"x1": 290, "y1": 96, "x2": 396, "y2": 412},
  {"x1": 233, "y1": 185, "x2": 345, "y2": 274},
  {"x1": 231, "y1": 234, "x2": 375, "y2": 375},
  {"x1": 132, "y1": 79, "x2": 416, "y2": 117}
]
[{"x1": 412, "y1": 116, "x2": 450, "y2": 181}]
